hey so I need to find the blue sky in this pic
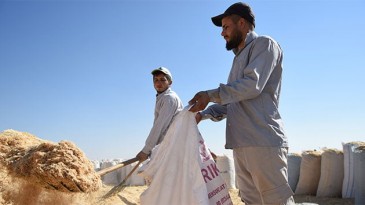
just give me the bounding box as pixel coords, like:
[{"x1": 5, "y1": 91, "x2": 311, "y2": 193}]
[{"x1": 1, "y1": 0, "x2": 364, "y2": 160}]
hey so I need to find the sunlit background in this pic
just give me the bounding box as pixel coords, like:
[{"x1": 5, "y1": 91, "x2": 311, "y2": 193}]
[{"x1": 1, "y1": 0, "x2": 364, "y2": 160}]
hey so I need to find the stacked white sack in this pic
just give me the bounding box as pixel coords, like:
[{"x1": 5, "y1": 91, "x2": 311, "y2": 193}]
[
  {"x1": 99, "y1": 159, "x2": 146, "y2": 186},
  {"x1": 295, "y1": 150, "x2": 322, "y2": 195},
  {"x1": 316, "y1": 149, "x2": 343, "y2": 197},
  {"x1": 342, "y1": 141, "x2": 365, "y2": 198},
  {"x1": 100, "y1": 160, "x2": 118, "y2": 186},
  {"x1": 215, "y1": 154, "x2": 236, "y2": 189},
  {"x1": 118, "y1": 161, "x2": 145, "y2": 186},
  {"x1": 287, "y1": 153, "x2": 301, "y2": 192},
  {"x1": 91, "y1": 160, "x2": 101, "y2": 171},
  {"x1": 354, "y1": 146, "x2": 365, "y2": 205}
]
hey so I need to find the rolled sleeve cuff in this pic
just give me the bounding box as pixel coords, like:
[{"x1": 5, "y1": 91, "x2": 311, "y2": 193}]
[
  {"x1": 141, "y1": 146, "x2": 152, "y2": 155},
  {"x1": 199, "y1": 111, "x2": 211, "y2": 120},
  {"x1": 206, "y1": 88, "x2": 221, "y2": 103},
  {"x1": 200, "y1": 111, "x2": 226, "y2": 122}
]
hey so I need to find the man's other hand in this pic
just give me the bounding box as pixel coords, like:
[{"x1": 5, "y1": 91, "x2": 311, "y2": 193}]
[{"x1": 188, "y1": 91, "x2": 210, "y2": 112}]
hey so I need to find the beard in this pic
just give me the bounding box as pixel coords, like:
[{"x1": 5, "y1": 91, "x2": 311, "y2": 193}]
[{"x1": 225, "y1": 28, "x2": 243, "y2": 51}]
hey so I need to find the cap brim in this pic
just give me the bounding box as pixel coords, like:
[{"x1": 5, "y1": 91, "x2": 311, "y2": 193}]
[
  {"x1": 151, "y1": 69, "x2": 159, "y2": 74},
  {"x1": 151, "y1": 69, "x2": 172, "y2": 80},
  {"x1": 151, "y1": 69, "x2": 167, "y2": 75},
  {"x1": 211, "y1": 13, "x2": 228, "y2": 27}
]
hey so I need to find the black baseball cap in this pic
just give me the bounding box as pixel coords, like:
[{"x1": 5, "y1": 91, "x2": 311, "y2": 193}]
[{"x1": 211, "y1": 2, "x2": 255, "y2": 28}]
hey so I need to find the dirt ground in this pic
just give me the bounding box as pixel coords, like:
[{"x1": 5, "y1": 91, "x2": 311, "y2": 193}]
[
  {"x1": 96, "y1": 185, "x2": 354, "y2": 205},
  {"x1": 0, "y1": 130, "x2": 355, "y2": 205},
  {"x1": 0, "y1": 167, "x2": 355, "y2": 205}
]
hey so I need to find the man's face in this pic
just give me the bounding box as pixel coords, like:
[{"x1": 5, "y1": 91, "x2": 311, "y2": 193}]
[
  {"x1": 153, "y1": 73, "x2": 171, "y2": 93},
  {"x1": 221, "y1": 16, "x2": 244, "y2": 50}
]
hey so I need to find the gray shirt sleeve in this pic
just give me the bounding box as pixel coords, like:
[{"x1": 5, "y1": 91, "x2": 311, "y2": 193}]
[
  {"x1": 200, "y1": 37, "x2": 281, "y2": 122},
  {"x1": 142, "y1": 93, "x2": 181, "y2": 154},
  {"x1": 200, "y1": 88, "x2": 227, "y2": 122},
  {"x1": 219, "y1": 37, "x2": 282, "y2": 105},
  {"x1": 200, "y1": 103, "x2": 227, "y2": 122}
]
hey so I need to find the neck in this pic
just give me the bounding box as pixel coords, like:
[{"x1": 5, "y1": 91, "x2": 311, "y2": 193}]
[
  {"x1": 157, "y1": 87, "x2": 169, "y2": 94},
  {"x1": 234, "y1": 31, "x2": 250, "y2": 54}
]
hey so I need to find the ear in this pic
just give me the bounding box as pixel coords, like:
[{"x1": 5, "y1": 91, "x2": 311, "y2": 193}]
[
  {"x1": 168, "y1": 80, "x2": 172, "y2": 85},
  {"x1": 239, "y1": 18, "x2": 246, "y2": 28}
]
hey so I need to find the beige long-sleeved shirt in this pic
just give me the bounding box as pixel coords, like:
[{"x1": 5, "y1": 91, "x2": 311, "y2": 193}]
[{"x1": 142, "y1": 88, "x2": 183, "y2": 154}]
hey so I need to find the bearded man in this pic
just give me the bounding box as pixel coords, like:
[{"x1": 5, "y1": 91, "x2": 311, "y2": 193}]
[{"x1": 189, "y1": 2, "x2": 295, "y2": 205}]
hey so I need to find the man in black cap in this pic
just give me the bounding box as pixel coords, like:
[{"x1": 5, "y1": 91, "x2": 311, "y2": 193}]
[{"x1": 189, "y1": 2, "x2": 295, "y2": 205}]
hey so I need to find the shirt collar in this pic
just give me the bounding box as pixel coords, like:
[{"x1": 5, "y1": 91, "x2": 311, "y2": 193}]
[
  {"x1": 156, "y1": 87, "x2": 171, "y2": 97},
  {"x1": 233, "y1": 31, "x2": 258, "y2": 55}
]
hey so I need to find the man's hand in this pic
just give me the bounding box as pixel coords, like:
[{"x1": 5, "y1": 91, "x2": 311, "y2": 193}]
[
  {"x1": 195, "y1": 112, "x2": 202, "y2": 124},
  {"x1": 188, "y1": 91, "x2": 210, "y2": 112},
  {"x1": 136, "y1": 151, "x2": 149, "y2": 162}
]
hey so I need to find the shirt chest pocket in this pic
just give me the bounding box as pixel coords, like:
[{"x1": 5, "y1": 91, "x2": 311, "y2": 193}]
[{"x1": 229, "y1": 51, "x2": 250, "y2": 82}]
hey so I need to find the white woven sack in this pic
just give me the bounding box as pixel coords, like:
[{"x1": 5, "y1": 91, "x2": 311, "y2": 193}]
[
  {"x1": 100, "y1": 161, "x2": 118, "y2": 185},
  {"x1": 138, "y1": 109, "x2": 232, "y2": 205},
  {"x1": 116, "y1": 160, "x2": 135, "y2": 186},
  {"x1": 295, "y1": 150, "x2": 322, "y2": 195},
  {"x1": 116, "y1": 159, "x2": 127, "y2": 185},
  {"x1": 129, "y1": 162, "x2": 145, "y2": 186},
  {"x1": 216, "y1": 154, "x2": 236, "y2": 189},
  {"x1": 342, "y1": 141, "x2": 365, "y2": 198},
  {"x1": 287, "y1": 153, "x2": 301, "y2": 191},
  {"x1": 91, "y1": 160, "x2": 101, "y2": 171},
  {"x1": 316, "y1": 149, "x2": 343, "y2": 197},
  {"x1": 119, "y1": 163, "x2": 133, "y2": 185},
  {"x1": 354, "y1": 146, "x2": 365, "y2": 205}
]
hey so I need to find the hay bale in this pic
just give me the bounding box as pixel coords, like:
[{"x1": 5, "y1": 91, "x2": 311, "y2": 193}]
[
  {"x1": 288, "y1": 153, "x2": 302, "y2": 192},
  {"x1": 0, "y1": 129, "x2": 101, "y2": 193},
  {"x1": 316, "y1": 148, "x2": 344, "y2": 197},
  {"x1": 0, "y1": 130, "x2": 44, "y2": 160},
  {"x1": 295, "y1": 150, "x2": 322, "y2": 195}
]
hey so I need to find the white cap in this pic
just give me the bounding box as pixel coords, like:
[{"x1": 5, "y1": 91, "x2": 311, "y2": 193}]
[{"x1": 151, "y1": 67, "x2": 172, "y2": 81}]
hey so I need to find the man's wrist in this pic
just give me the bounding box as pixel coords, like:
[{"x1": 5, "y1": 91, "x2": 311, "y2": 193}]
[
  {"x1": 141, "y1": 147, "x2": 151, "y2": 155},
  {"x1": 206, "y1": 88, "x2": 220, "y2": 103}
]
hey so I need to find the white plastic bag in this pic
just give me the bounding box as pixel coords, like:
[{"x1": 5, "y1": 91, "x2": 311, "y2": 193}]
[{"x1": 139, "y1": 109, "x2": 232, "y2": 205}]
